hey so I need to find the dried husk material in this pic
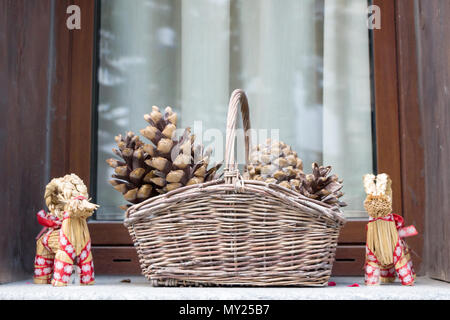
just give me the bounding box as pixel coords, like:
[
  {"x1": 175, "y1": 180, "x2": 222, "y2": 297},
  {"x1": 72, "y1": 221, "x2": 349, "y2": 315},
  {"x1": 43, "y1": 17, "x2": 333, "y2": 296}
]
[
  {"x1": 364, "y1": 195, "x2": 398, "y2": 266},
  {"x1": 363, "y1": 174, "x2": 398, "y2": 267},
  {"x1": 44, "y1": 174, "x2": 99, "y2": 255},
  {"x1": 44, "y1": 230, "x2": 60, "y2": 253},
  {"x1": 124, "y1": 89, "x2": 346, "y2": 287}
]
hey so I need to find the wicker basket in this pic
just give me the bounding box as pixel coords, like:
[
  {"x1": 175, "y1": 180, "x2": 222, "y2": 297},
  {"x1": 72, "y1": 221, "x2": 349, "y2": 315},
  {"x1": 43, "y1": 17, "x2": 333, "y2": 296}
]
[{"x1": 124, "y1": 89, "x2": 346, "y2": 287}]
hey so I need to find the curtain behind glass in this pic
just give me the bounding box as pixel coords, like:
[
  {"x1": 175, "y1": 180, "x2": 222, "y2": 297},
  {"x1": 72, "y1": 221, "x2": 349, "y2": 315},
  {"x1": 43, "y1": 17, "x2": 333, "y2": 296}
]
[
  {"x1": 231, "y1": 0, "x2": 323, "y2": 167},
  {"x1": 323, "y1": 0, "x2": 373, "y2": 217},
  {"x1": 97, "y1": 0, "x2": 373, "y2": 220}
]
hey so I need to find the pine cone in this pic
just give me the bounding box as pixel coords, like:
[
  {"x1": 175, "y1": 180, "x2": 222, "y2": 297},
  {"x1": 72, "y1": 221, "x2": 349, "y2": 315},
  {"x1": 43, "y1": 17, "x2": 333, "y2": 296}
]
[
  {"x1": 106, "y1": 132, "x2": 155, "y2": 209},
  {"x1": 299, "y1": 163, "x2": 346, "y2": 207},
  {"x1": 244, "y1": 140, "x2": 346, "y2": 207},
  {"x1": 140, "y1": 106, "x2": 221, "y2": 193},
  {"x1": 107, "y1": 106, "x2": 221, "y2": 209},
  {"x1": 244, "y1": 139, "x2": 304, "y2": 190}
]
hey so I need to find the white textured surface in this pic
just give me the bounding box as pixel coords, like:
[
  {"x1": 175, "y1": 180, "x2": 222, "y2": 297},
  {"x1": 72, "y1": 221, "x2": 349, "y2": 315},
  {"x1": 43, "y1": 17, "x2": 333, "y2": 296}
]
[{"x1": 0, "y1": 276, "x2": 449, "y2": 300}]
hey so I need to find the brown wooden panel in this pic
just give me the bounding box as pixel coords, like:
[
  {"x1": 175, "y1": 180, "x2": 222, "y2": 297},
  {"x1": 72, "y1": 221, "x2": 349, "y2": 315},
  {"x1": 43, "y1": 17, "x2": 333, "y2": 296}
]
[
  {"x1": 89, "y1": 222, "x2": 133, "y2": 245},
  {"x1": 50, "y1": 0, "x2": 95, "y2": 189},
  {"x1": 331, "y1": 246, "x2": 365, "y2": 276},
  {"x1": 338, "y1": 220, "x2": 367, "y2": 244},
  {"x1": 92, "y1": 247, "x2": 141, "y2": 275},
  {"x1": 395, "y1": 0, "x2": 425, "y2": 274},
  {"x1": 93, "y1": 246, "x2": 364, "y2": 277},
  {"x1": 415, "y1": 0, "x2": 450, "y2": 283},
  {"x1": 0, "y1": 0, "x2": 51, "y2": 280},
  {"x1": 0, "y1": 0, "x2": 53, "y2": 283},
  {"x1": 372, "y1": 0, "x2": 403, "y2": 215},
  {"x1": 68, "y1": 0, "x2": 95, "y2": 189},
  {"x1": 50, "y1": 0, "x2": 72, "y2": 179}
]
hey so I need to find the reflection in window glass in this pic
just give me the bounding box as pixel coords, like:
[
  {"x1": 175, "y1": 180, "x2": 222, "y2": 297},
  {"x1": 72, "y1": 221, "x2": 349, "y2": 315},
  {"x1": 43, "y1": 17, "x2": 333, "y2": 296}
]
[{"x1": 96, "y1": 0, "x2": 374, "y2": 220}]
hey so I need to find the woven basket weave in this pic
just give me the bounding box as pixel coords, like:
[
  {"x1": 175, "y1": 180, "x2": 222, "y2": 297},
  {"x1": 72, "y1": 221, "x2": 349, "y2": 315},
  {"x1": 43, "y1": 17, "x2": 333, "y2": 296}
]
[{"x1": 124, "y1": 89, "x2": 346, "y2": 286}]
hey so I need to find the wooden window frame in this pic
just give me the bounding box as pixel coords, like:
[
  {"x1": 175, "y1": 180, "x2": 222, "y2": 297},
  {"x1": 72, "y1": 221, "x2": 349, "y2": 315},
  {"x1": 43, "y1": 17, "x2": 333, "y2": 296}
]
[{"x1": 52, "y1": 0, "x2": 424, "y2": 275}]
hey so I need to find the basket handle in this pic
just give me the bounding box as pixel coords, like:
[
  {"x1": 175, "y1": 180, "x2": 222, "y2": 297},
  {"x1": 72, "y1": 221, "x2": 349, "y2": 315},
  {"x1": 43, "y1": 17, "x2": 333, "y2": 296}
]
[{"x1": 224, "y1": 89, "x2": 251, "y2": 180}]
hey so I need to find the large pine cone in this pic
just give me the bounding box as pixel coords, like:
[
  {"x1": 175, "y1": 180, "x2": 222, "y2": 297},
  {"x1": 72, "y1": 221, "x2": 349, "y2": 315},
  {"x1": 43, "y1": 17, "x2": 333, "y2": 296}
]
[
  {"x1": 244, "y1": 139, "x2": 346, "y2": 207},
  {"x1": 299, "y1": 163, "x2": 347, "y2": 207},
  {"x1": 244, "y1": 140, "x2": 304, "y2": 189},
  {"x1": 107, "y1": 106, "x2": 221, "y2": 209}
]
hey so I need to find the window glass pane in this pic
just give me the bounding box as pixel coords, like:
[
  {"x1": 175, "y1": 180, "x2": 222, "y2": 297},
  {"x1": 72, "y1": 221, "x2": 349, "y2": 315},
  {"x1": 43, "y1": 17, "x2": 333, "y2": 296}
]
[{"x1": 96, "y1": 0, "x2": 374, "y2": 220}]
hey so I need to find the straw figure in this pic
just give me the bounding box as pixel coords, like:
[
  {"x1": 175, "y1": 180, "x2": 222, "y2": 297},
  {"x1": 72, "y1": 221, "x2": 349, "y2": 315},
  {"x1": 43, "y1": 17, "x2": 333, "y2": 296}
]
[
  {"x1": 363, "y1": 173, "x2": 417, "y2": 286},
  {"x1": 33, "y1": 174, "x2": 99, "y2": 286}
]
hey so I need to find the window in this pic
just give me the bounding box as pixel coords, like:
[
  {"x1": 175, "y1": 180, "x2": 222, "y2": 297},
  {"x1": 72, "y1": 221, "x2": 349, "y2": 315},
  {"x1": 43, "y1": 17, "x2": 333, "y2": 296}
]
[
  {"x1": 96, "y1": 0, "x2": 375, "y2": 220},
  {"x1": 1, "y1": 0, "x2": 423, "y2": 281},
  {"x1": 58, "y1": 0, "x2": 415, "y2": 276}
]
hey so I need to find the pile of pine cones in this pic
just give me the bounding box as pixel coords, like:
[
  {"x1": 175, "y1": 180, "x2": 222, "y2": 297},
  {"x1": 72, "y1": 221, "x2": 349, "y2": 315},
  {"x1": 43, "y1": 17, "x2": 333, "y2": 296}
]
[
  {"x1": 106, "y1": 106, "x2": 221, "y2": 209},
  {"x1": 107, "y1": 109, "x2": 346, "y2": 209},
  {"x1": 244, "y1": 140, "x2": 346, "y2": 208}
]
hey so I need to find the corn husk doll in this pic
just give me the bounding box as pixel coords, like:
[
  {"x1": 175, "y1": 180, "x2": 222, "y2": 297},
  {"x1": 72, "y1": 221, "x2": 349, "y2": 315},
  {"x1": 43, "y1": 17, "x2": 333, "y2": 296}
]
[
  {"x1": 34, "y1": 174, "x2": 99, "y2": 286},
  {"x1": 363, "y1": 173, "x2": 417, "y2": 285}
]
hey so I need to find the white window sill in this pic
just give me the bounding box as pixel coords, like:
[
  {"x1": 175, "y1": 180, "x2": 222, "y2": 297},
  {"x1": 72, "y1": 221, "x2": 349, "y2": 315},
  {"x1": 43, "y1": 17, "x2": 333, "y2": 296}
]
[{"x1": 0, "y1": 276, "x2": 449, "y2": 300}]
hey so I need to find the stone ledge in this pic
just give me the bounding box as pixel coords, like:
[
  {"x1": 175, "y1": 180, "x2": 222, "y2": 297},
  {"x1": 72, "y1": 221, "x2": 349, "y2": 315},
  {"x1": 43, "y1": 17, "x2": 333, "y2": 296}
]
[{"x1": 0, "y1": 276, "x2": 449, "y2": 300}]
